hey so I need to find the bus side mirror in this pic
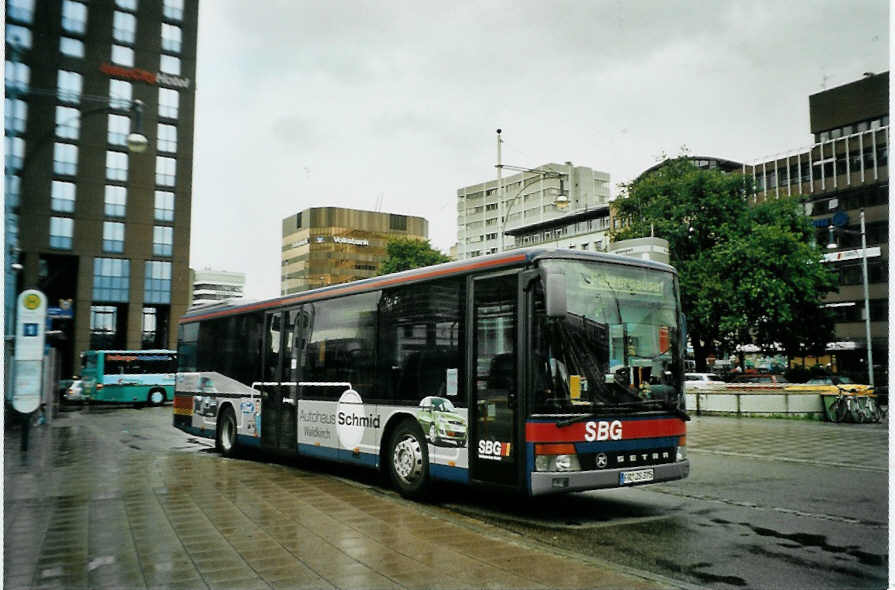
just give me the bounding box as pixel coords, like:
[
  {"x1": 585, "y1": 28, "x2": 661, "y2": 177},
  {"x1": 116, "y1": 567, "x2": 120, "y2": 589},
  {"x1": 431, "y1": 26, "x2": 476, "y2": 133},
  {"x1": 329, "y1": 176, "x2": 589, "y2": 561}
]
[{"x1": 543, "y1": 272, "x2": 567, "y2": 318}]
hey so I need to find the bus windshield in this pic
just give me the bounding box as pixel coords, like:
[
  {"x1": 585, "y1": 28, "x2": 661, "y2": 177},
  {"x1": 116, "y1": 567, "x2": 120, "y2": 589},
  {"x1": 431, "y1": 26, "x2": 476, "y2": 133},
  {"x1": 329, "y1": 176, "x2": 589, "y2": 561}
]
[{"x1": 532, "y1": 259, "x2": 683, "y2": 415}]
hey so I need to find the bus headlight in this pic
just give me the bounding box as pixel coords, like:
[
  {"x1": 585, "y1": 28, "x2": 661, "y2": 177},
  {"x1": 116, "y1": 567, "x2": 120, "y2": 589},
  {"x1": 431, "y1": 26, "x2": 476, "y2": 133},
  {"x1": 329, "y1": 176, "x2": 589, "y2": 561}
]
[
  {"x1": 534, "y1": 444, "x2": 581, "y2": 472},
  {"x1": 676, "y1": 435, "x2": 687, "y2": 461},
  {"x1": 553, "y1": 454, "x2": 581, "y2": 472}
]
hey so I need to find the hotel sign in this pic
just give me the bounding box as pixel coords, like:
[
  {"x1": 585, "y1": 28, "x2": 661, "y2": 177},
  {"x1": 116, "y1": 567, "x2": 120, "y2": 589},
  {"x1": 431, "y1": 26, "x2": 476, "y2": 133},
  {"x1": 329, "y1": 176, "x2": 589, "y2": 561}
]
[{"x1": 100, "y1": 63, "x2": 191, "y2": 89}]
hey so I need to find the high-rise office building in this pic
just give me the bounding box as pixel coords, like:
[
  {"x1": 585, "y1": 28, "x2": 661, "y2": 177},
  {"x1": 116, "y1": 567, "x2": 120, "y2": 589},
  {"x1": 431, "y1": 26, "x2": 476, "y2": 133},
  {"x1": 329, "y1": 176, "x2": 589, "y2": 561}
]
[
  {"x1": 455, "y1": 162, "x2": 611, "y2": 259},
  {"x1": 281, "y1": 207, "x2": 428, "y2": 295},
  {"x1": 5, "y1": 0, "x2": 198, "y2": 376},
  {"x1": 190, "y1": 268, "x2": 246, "y2": 307},
  {"x1": 744, "y1": 72, "x2": 888, "y2": 382}
]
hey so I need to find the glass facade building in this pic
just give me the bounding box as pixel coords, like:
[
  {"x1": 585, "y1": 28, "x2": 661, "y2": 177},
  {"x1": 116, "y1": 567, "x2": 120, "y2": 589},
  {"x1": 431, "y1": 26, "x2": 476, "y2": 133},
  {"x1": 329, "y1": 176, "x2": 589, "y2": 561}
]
[{"x1": 5, "y1": 0, "x2": 199, "y2": 376}]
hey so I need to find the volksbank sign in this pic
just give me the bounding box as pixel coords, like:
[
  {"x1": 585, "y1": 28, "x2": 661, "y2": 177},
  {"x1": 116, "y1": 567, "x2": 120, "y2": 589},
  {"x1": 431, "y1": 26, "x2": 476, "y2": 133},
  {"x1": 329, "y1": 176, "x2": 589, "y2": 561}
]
[{"x1": 99, "y1": 63, "x2": 191, "y2": 89}]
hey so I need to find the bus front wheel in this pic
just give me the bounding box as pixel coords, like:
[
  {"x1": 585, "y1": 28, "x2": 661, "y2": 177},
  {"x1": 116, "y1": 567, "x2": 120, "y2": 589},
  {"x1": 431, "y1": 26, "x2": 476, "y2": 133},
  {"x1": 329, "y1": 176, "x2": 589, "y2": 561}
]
[
  {"x1": 217, "y1": 407, "x2": 238, "y2": 457},
  {"x1": 148, "y1": 389, "x2": 166, "y2": 406},
  {"x1": 388, "y1": 420, "x2": 430, "y2": 500}
]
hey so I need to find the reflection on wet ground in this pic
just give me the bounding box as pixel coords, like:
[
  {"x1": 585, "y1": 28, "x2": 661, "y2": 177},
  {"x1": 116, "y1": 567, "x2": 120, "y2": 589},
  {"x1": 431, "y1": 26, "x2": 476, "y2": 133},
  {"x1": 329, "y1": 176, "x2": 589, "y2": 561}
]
[{"x1": 4, "y1": 410, "x2": 674, "y2": 590}]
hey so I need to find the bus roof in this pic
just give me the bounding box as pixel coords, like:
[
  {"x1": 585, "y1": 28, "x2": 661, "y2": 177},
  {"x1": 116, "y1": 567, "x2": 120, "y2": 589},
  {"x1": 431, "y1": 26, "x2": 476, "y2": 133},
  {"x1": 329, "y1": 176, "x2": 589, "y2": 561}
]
[
  {"x1": 85, "y1": 349, "x2": 176, "y2": 355},
  {"x1": 180, "y1": 248, "x2": 676, "y2": 325}
]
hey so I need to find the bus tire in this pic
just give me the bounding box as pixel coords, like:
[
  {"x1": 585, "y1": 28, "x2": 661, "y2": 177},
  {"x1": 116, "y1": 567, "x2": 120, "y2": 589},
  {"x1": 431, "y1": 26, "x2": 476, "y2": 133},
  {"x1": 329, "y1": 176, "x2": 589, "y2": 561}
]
[
  {"x1": 388, "y1": 419, "x2": 430, "y2": 500},
  {"x1": 217, "y1": 406, "x2": 238, "y2": 457},
  {"x1": 148, "y1": 388, "x2": 166, "y2": 406}
]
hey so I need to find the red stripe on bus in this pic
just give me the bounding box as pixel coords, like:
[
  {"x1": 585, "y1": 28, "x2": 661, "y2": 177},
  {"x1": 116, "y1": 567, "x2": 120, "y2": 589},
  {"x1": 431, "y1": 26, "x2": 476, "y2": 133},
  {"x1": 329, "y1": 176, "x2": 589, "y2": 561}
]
[
  {"x1": 181, "y1": 253, "x2": 528, "y2": 324},
  {"x1": 525, "y1": 418, "x2": 685, "y2": 442}
]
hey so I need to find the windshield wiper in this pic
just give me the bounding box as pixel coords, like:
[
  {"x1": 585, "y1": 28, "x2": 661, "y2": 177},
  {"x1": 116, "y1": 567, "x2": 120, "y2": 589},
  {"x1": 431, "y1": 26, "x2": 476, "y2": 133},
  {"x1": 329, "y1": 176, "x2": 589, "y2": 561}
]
[
  {"x1": 664, "y1": 401, "x2": 691, "y2": 422},
  {"x1": 555, "y1": 400, "x2": 690, "y2": 427}
]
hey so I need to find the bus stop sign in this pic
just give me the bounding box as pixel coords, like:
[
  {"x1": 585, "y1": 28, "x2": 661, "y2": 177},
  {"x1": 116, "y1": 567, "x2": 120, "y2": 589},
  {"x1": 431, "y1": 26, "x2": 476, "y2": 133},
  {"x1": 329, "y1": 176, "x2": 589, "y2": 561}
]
[{"x1": 13, "y1": 289, "x2": 47, "y2": 414}]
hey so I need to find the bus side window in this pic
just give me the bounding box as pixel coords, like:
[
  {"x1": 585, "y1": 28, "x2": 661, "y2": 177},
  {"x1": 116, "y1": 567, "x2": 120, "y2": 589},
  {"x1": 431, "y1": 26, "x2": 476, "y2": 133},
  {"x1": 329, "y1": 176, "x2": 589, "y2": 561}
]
[{"x1": 377, "y1": 279, "x2": 465, "y2": 406}]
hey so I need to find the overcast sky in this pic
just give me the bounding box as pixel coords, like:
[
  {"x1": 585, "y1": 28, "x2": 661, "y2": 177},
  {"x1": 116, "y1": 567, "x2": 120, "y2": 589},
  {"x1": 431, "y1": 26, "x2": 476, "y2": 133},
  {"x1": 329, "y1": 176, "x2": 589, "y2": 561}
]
[{"x1": 189, "y1": 0, "x2": 889, "y2": 299}]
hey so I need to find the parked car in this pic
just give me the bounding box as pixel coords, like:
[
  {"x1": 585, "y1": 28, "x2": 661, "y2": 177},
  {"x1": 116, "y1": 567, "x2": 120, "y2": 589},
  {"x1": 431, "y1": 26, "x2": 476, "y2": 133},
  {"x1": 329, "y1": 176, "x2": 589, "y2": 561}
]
[
  {"x1": 684, "y1": 373, "x2": 724, "y2": 390},
  {"x1": 730, "y1": 374, "x2": 790, "y2": 384},
  {"x1": 63, "y1": 379, "x2": 85, "y2": 402}
]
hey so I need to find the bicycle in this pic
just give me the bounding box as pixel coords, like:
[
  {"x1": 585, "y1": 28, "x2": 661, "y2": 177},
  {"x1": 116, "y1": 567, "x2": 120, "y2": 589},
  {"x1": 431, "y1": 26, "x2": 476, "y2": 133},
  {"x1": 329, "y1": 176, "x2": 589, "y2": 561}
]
[{"x1": 829, "y1": 387, "x2": 860, "y2": 423}]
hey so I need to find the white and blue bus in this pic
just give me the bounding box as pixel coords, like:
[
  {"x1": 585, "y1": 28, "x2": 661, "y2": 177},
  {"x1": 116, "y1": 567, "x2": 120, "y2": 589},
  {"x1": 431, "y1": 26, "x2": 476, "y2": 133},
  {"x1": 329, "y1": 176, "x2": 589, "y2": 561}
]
[{"x1": 173, "y1": 249, "x2": 690, "y2": 498}]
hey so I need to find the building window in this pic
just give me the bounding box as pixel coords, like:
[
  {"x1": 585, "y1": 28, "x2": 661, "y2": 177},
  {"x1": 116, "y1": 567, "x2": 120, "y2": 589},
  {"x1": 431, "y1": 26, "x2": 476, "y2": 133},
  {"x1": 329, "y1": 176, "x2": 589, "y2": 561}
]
[
  {"x1": 142, "y1": 306, "x2": 157, "y2": 347},
  {"x1": 111, "y1": 44, "x2": 134, "y2": 67},
  {"x1": 5, "y1": 136, "x2": 24, "y2": 171},
  {"x1": 107, "y1": 113, "x2": 130, "y2": 146},
  {"x1": 112, "y1": 11, "x2": 136, "y2": 44},
  {"x1": 156, "y1": 156, "x2": 176, "y2": 186},
  {"x1": 61, "y1": 0, "x2": 87, "y2": 35},
  {"x1": 5, "y1": 98, "x2": 27, "y2": 134},
  {"x1": 5, "y1": 60, "x2": 29, "y2": 91},
  {"x1": 57, "y1": 70, "x2": 82, "y2": 104},
  {"x1": 390, "y1": 214, "x2": 407, "y2": 231},
  {"x1": 156, "y1": 123, "x2": 177, "y2": 153},
  {"x1": 90, "y1": 305, "x2": 119, "y2": 348},
  {"x1": 159, "y1": 54, "x2": 180, "y2": 75},
  {"x1": 163, "y1": 0, "x2": 184, "y2": 20},
  {"x1": 158, "y1": 88, "x2": 178, "y2": 118},
  {"x1": 105, "y1": 185, "x2": 127, "y2": 217},
  {"x1": 93, "y1": 257, "x2": 130, "y2": 302},
  {"x1": 7, "y1": 175, "x2": 21, "y2": 207},
  {"x1": 105, "y1": 150, "x2": 128, "y2": 181},
  {"x1": 154, "y1": 191, "x2": 174, "y2": 221},
  {"x1": 109, "y1": 79, "x2": 132, "y2": 110},
  {"x1": 53, "y1": 142, "x2": 77, "y2": 175},
  {"x1": 49, "y1": 217, "x2": 74, "y2": 249},
  {"x1": 6, "y1": 24, "x2": 32, "y2": 49},
  {"x1": 7, "y1": 0, "x2": 35, "y2": 23},
  {"x1": 59, "y1": 36, "x2": 85, "y2": 58},
  {"x1": 51, "y1": 180, "x2": 76, "y2": 213},
  {"x1": 103, "y1": 221, "x2": 125, "y2": 253},
  {"x1": 161, "y1": 23, "x2": 182, "y2": 53},
  {"x1": 144, "y1": 260, "x2": 172, "y2": 304},
  {"x1": 115, "y1": 0, "x2": 137, "y2": 10},
  {"x1": 55, "y1": 105, "x2": 80, "y2": 139},
  {"x1": 153, "y1": 226, "x2": 173, "y2": 256}
]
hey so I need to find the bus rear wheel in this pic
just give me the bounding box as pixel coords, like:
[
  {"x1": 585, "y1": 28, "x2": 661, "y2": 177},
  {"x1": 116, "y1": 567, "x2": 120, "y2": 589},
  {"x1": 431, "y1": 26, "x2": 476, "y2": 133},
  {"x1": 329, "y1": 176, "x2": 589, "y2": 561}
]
[
  {"x1": 148, "y1": 388, "x2": 166, "y2": 406},
  {"x1": 217, "y1": 406, "x2": 238, "y2": 457},
  {"x1": 388, "y1": 420, "x2": 430, "y2": 500}
]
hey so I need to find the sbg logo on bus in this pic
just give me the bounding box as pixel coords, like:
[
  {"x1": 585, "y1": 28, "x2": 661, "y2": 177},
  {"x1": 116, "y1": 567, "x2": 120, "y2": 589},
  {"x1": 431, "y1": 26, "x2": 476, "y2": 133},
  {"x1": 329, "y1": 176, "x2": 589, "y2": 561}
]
[{"x1": 584, "y1": 420, "x2": 623, "y2": 442}]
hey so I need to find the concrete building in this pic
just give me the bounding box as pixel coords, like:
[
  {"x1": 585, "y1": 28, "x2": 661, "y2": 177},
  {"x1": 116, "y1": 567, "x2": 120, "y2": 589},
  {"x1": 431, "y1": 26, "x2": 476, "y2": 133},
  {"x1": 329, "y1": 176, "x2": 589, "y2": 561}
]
[
  {"x1": 189, "y1": 268, "x2": 245, "y2": 307},
  {"x1": 5, "y1": 0, "x2": 198, "y2": 376},
  {"x1": 456, "y1": 162, "x2": 611, "y2": 259},
  {"x1": 281, "y1": 207, "x2": 428, "y2": 295},
  {"x1": 743, "y1": 72, "x2": 888, "y2": 383}
]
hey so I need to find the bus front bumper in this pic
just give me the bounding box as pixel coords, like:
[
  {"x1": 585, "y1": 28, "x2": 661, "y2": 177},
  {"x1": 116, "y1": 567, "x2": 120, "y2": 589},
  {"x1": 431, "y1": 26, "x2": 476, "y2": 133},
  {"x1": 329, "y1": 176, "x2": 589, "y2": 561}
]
[{"x1": 530, "y1": 459, "x2": 690, "y2": 495}]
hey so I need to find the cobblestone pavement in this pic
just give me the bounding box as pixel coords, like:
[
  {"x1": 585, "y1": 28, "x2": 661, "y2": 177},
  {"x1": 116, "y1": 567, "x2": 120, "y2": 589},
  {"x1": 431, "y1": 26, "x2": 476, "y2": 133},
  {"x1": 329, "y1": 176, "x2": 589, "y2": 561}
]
[
  {"x1": 4, "y1": 408, "x2": 679, "y2": 590},
  {"x1": 685, "y1": 415, "x2": 888, "y2": 472}
]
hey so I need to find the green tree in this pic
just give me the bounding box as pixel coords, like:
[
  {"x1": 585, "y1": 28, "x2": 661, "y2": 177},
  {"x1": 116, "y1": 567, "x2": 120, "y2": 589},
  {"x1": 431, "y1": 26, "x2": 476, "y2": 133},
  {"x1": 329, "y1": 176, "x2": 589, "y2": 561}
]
[
  {"x1": 612, "y1": 156, "x2": 837, "y2": 371},
  {"x1": 378, "y1": 238, "x2": 450, "y2": 275}
]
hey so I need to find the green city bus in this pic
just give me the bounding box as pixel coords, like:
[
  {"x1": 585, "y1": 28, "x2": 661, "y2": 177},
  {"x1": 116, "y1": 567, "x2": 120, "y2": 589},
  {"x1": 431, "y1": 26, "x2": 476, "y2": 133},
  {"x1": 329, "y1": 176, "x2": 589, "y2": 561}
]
[{"x1": 80, "y1": 350, "x2": 177, "y2": 405}]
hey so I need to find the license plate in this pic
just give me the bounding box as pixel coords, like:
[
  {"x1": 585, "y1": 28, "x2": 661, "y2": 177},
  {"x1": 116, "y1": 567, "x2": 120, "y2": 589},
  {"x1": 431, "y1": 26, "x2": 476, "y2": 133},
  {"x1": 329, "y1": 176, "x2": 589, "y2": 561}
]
[{"x1": 620, "y1": 468, "x2": 654, "y2": 485}]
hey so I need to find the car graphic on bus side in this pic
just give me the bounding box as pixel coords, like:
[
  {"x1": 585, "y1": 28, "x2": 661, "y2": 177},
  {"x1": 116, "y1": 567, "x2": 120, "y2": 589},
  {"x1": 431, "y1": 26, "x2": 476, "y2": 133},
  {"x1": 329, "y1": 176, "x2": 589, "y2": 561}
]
[{"x1": 417, "y1": 396, "x2": 468, "y2": 447}]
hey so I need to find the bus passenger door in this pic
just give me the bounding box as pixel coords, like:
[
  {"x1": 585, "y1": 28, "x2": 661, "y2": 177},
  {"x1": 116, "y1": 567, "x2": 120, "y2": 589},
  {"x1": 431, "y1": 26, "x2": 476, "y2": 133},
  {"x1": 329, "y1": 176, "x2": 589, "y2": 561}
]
[
  {"x1": 261, "y1": 311, "x2": 298, "y2": 452},
  {"x1": 469, "y1": 272, "x2": 520, "y2": 487}
]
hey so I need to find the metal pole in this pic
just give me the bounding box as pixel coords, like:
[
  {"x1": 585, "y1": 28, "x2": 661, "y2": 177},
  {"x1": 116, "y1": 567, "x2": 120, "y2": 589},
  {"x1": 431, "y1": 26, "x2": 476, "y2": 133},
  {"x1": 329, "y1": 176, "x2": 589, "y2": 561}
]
[
  {"x1": 859, "y1": 209, "x2": 874, "y2": 387},
  {"x1": 497, "y1": 129, "x2": 504, "y2": 252}
]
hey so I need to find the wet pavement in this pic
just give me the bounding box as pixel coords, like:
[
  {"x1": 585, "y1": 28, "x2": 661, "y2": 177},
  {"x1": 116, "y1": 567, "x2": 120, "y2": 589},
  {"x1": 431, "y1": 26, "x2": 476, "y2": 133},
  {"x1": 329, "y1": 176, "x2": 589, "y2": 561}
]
[{"x1": 4, "y1": 406, "x2": 681, "y2": 590}]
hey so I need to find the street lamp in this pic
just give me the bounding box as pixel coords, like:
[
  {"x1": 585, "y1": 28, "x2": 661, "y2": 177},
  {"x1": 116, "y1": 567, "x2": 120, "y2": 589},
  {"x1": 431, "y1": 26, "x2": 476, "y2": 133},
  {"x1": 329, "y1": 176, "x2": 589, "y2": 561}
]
[
  {"x1": 494, "y1": 132, "x2": 570, "y2": 252},
  {"x1": 826, "y1": 208, "x2": 874, "y2": 387},
  {"x1": 498, "y1": 172, "x2": 569, "y2": 251}
]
